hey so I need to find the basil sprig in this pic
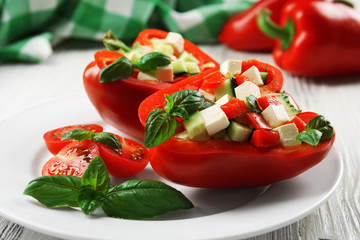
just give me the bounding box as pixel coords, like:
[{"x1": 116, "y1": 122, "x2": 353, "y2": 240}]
[
  {"x1": 144, "y1": 89, "x2": 204, "y2": 148},
  {"x1": 99, "y1": 52, "x2": 171, "y2": 83},
  {"x1": 62, "y1": 129, "x2": 121, "y2": 150},
  {"x1": 134, "y1": 52, "x2": 171, "y2": 72},
  {"x1": 24, "y1": 156, "x2": 194, "y2": 219},
  {"x1": 102, "y1": 30, "x2": 131, "y2": 53},
  {"x1": 296, "y1": 115, "x2": 334, "y2": 146}
]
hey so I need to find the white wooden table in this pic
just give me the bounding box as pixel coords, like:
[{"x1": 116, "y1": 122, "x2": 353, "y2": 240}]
[{"x1": 0, "y1": 39, "x2": 359, "y2": 240}]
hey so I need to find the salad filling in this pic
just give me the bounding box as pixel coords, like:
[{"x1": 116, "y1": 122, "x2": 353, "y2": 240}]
[
  {"x1": 100, "y1": 30, "x2": 216, "y2": 83},
  {"x1": 143, "y1": 59, "x2": 334, "y2": 148}
]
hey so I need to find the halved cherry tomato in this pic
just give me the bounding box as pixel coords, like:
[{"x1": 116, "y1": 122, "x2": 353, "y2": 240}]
[
  {"x1": 42, "y1": 140, "x2": 99, "y2": 177},
  {"x1": 43, "y1": 124, "x2": 103, "y2": 155},
  {"x1": 95, "y1": 50, "x2": 124, "y2": 69},
  {"x1": 97, "y1": 134, "x2": 149, "y2": 178}
]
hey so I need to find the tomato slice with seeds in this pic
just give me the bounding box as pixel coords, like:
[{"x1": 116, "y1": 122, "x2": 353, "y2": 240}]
[
  {"x1": 97, "y1": 134, "x2": 149, "y2": 178},
  {"x1": 42, "y1": 140, "x2": 99, "y2": 177},
  {"x1": 43, "y1": 124, "x2": 103, "y2": 155}
]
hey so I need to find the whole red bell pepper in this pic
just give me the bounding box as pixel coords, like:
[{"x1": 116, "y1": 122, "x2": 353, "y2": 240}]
[
  {"x1": 218, "y1": 0, "x2": 288, "y2": 51},
  {"x1": 83, "y1": 29, "x2": 219, "y2": 140},
  {"x1": 136, "y1": 60, "x2": 335, "y2": 189},
  {"x1": 257, "y1": 0, "x2": 360, "y2": 77}
]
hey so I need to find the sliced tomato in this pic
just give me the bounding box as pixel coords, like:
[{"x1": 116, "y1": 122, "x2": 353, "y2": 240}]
[
  {"x1": 220, "y1": 98, "x2": 248, "y2": 119},
  {"x1": 94, "y1": 50, "x2": 124, "y2": 69},
  {"x1": 257, "y1": 95, "x2": 280, "y2": 110},
  {"x1": 289, "y1": 116, "x2": 307, "y2": 132},
  {"x1": 200, "y1": 70, "x2": 226, "y2": 90},
  {"x1": 250, "y1": 130, "x2": 279, "y2": 147},
  {"x1": 246, "y1": 113, "x2": 271, "y2": 130},
  {"x1": 97, "y1": 134, "x2": 149, "y2": 178},
  {"x1": 42, "y1": 140, "x2": 99, "y2": 177},
  {"x1": 43, "y1": 124, "x2": 103, "y2": 155},
  {"x1": 235, "y1": 75, "x2": 249, "y2": 86}
]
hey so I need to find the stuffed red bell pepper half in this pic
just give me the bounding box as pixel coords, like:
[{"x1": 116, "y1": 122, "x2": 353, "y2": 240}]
[
  {"x1": 138, "y1": 59, "x2": 335, "y2": 188},
  {"x1": 84, "y1": 29, "x2": 218, "y2": 140}
]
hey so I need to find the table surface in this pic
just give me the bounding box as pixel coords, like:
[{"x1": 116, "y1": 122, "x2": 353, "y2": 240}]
[{"x1": 0, "y1": 39, "x2": 359, "y2": 240}]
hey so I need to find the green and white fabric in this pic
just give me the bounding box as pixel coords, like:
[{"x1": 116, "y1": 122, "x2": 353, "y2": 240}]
[{"x1": 0, "y1": 0, "x2": 253, "y2": 63}]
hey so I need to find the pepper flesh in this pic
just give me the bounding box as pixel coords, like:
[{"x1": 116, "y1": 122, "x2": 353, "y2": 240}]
[{"x1": 258, "y1": 0, "x2": 360, "y2": 77}]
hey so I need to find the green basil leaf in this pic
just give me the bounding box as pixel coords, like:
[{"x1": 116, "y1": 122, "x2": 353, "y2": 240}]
[
  {"x1": 305, "y1": 115, "x2": 334, "y2": 142},
  {"x1": 170, "y1": 106, "x2": 189, "y2": 120},
  {"x1": 23, "y1": 175, "x2": 81, "y2": 207},
  {"x1": 135, "y1": 52, "x2": 171, "y2": 72},
  {"x1": 81, "y1": 156, "x2": 110, "y2": 193},
  {"x1": 102, "y1": 180, "x2": 194, "y2": 219},
  {"x1": 99, "y1": 57, "x2": 133, "y2": 83},
  {"x1": 164, "y1": 94, "x2": 174, "y2": 114},
  {"x1": 199, "y1": 101, "x2": 215, "y2": 110},
  {"x1": 78, "y1": 187, "x2": 105, "y2": 215},
  {"x1": 93, "y1": 132, "x2": 122, "y2": 150},
  {"x1": 61, "y1": 129, "x2": 94, "y2": 141},
  {"x1": 102, "y1": 30, "x2": 131, "y2": 53},
  {"x1": 246, "y1": 95, "x2": 261, "y2": 114},
  {"x1": 144, "y1": 108, "x2": 179, "y2": 148},
  {"x1": 171, "y1": 89, "x2": 205, "y2": 116},
  {"x1": 296, "y1": 129, "x2": 322, "y2": 146}
]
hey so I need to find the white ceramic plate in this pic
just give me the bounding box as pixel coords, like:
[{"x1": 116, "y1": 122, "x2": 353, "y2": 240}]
[{"x1": 0, "y1": 94, "x2": 343, "y2": 240}]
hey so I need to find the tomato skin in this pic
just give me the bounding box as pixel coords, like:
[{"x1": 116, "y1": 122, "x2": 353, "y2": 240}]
[
  {"x1": 246, "y1": 113, "x2": 271, "y2": 130},
  {"x1": 97, "y1": 134, "x2": 149, "y2": 178},
  {"x1": 42, "y1": 140, "x2": 100, "y2": 177},
  {"x1": 84, "y1": 29, "x2": 219, "y2": 140},
  {"x1": 43, "y1": 124, "x2": 103, "y2": 155},
  {"x1": 250, "y1": 130, "x2": 279, "y2": 147}
]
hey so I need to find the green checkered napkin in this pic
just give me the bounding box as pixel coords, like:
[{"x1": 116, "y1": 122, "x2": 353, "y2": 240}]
[{"x1": 0, "y1": 0, "x2": 253, "y2": 63}]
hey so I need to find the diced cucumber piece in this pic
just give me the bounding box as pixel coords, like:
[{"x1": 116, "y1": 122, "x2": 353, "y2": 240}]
[
  {"x1": 185, "y1": 62, "x2": 200, "y2": 75},
  {"x1": 178, "y1": 50, "x2": 200, "y2": 64},
  {"x1": 260, "y1": 72, "x2": 268, "y2": 84},
  {"x1": 227, "y1": 121, "x2": 252, "y2": 142},
  {"x1": 171, "y1": 59, "x2": 188, "y2": 75},
  {"x1": 153, "y1": 43, "x2": 174, "y2": 56},
  {"x1": 214, "y1": 78, "x2": 235, "y2": 100},
  {"x1": 245, "y1": 95, "x2": 261, "y2": 114},
  {"x1": 183, "y1": 111, "x2": 210, "y2": 141},
  {"x1": 274, "y1": 92, "x2": 301, "y2": 118}
]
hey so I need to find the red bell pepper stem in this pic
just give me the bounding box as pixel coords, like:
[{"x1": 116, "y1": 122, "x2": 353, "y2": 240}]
[{"x1": 257, "y1": 9, "x2": 295, "y2": 50}]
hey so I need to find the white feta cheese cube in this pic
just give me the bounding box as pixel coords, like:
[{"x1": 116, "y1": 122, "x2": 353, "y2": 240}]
[
  {"x1": 200, "y1": 104, "x2": 230, "y2": 136},
  {"x1": 220, "y1": 59, "x2": 242, "y2": 78},
  {"x1": 157, "y1": 65, "x2": 174, "y2": 82},
  {"x1": 137, "y1": 71, "x2": 158, "y2": 81},
  {"x1": 274, "y1": 123, "x2": 301, "y2": 146},
  {"x1": 261, "y1": 104, "x2": 290, "y2": 128},
  {"x1": 241, "y1": 66, "x2": 264, "y2": 86},
  {"x1": 234, "y1": 81, "x2": 261, "y2": 100},
  {"x1": 215, "y1": 94, "x2": 231, "y2": 106},
  {"x1": 199, "y1": 88, "x2": 216, "y2": 102},
  {"x1": 164, "y1": 32, "x2": 184, "y2": 54}
]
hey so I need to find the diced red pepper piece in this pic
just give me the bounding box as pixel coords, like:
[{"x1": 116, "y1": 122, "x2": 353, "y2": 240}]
[
  {"x1": 288, "y1": 116, "x2": 306, "y2": 132},
  {"x1": 200, "y1": 70, "x2": 226, "y2": 90},
  {"x1": 235, "y1": 75, "x2": 249, "y2": 86},
  {"x1": 257, "y1": 95, "x2": 281, "y2": 110},
  {"x1": 94, "y1": 50, "x2": 124, "y2": 69},
  {"x1": 220, "y1": 98, "x2": 248, "y2": 119},
  {"x1": 246, "y1": 113, "x2": 271, "y2": 130},
  {"x1": 250, "y1": 130, "x2": 279, "y2": 147}
]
